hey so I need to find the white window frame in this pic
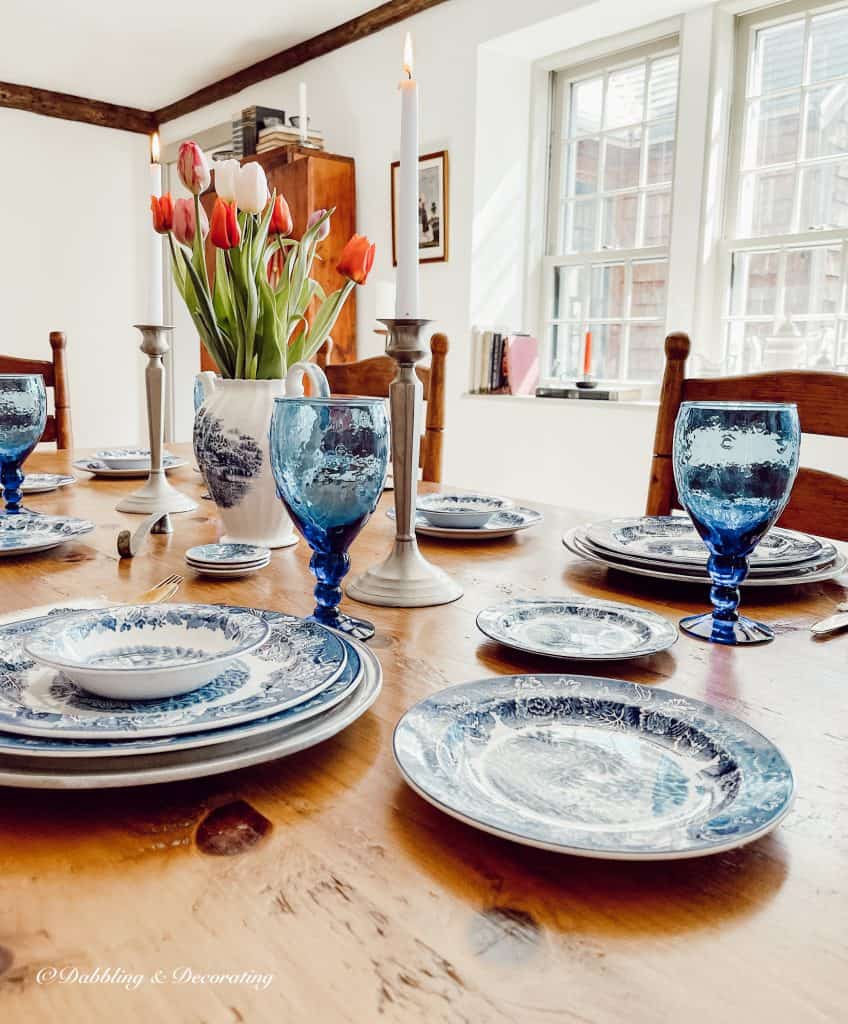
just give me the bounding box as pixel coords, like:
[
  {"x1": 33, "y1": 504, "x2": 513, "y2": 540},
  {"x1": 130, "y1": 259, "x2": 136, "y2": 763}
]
[
  {"x1": 540, "y1": 35, "x2": 680, "y2": 382},
  {"x1": 719, "y1": 0, "x2": 848, "y2": 372}
]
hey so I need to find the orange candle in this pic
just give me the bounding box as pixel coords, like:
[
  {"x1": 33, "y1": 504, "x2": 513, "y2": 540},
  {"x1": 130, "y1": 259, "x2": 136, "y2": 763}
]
[{"x1": 582, "y1": 330, "x2": 592, "y2": 377}]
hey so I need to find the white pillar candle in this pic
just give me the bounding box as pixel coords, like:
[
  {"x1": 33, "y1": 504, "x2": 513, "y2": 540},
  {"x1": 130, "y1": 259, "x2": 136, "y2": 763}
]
[
  {"x1": 395, "y1": 33, "x2": 420, "y2": 318},
  {"x1": 148, "y1": 132, "x2": 164, "y2": 325},
  {"x1": 298, "y1": 82, "x2": 308, "y2": 144}
]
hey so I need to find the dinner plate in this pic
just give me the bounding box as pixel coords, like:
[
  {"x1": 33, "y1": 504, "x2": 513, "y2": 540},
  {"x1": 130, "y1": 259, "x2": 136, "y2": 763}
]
[
  {"x1": 0, "y1": 514, "x2": 94, "y2": 557},
  {"x1": 73, "y1": 456, "x2": 187, "y2": 479},
  {"x1": 21, "y1": 473, "x2": 75, "y2": 494},
  {"x1": 394, "y1": 674, "x2": 794, "y2": 860},
  {"x1": 388, "y1": 506, "x2": 543, "y2": 540},
  {"x1": 0, "y1": 633, "x2": 381, "y2": 788},
  {"x1": 0, "y1": 609, "x2": 347, "y2": 739},
  {"x1": 0, "y1": 630, "x2": 362, "y2": 759},
  {"x1": 476, "y1": 597, "x2": 678, "y2": 660},
  {"x1": 563, "y1": 526, "x2": 848, "y2": 587},
  {"x1": 586, "y1": 516, "x2": 826, "y2": 568}
]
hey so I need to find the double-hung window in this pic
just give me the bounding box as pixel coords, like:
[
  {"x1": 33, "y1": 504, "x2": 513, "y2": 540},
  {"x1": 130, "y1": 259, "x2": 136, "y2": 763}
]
[
  {"x1": 725, "y1": 0, "x2": 848, "y2": 373},
  {"x1": 544, "y1": 40, "x2": 680, "y2": 382}
]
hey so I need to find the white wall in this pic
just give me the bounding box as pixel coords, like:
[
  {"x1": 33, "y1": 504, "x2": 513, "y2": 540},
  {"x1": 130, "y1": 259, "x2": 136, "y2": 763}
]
[
  {"x1": 160, "y1": 0, "x2": 845, "y2": 513},
  {"x1": 0, "y1": 108, "x2": 150, "y2": 449}
]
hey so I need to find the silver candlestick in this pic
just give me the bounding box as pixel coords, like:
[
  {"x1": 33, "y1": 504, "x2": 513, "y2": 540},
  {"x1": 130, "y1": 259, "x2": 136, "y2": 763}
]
[
  {"x1": 347, "y1": 317, "x2": 463, "y2": 608},
  {"x1": 116, "y1": 324, "x2": 197, "y2": 515}
]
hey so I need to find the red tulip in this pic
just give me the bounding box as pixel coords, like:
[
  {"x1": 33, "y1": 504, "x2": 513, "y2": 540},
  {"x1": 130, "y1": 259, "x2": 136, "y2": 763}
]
[
  {"x1": 150, "y1": 193, "x2": 174, "y2": 234},
  {"x1": 337, "y1": 234, "x2": 375, "y2": 285},
  {"x1": 177, "y1": 141, "x2": 211, "y2": 195},
  {"x1": 267, "y1": 247, "x2": 285, "y2": 289},
  {"x1": 172, "y1": 198, "x2": 208, "y2": 246},
  {"x1": 209, "y1": 198, "x2": 240, "y2": 249},
  {"x1": 269, "y1": 194, "x2": 293, "y2": 236}
]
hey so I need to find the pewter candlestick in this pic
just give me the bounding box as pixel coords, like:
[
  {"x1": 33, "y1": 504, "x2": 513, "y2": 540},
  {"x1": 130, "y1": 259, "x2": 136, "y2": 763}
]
[
  {"x1": 116, "y1": 325, "x2": 197, "y2": 515},
  {"x1": 347, "y1": 317, "x2": 462, "y2": 607}
]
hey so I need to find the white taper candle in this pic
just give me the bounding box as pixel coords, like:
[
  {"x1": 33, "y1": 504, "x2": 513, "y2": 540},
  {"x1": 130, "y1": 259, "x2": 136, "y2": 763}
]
[{"x1": 395, "y1": 33, "x2": 420, "y2": 318}]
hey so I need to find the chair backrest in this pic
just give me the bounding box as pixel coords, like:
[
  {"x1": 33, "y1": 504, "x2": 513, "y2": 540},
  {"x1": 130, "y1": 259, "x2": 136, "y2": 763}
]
[
  {"x1": 647, "y1": 331, "x2": 848, "y2": 541},
  {"x1": 0, "y1": 332, "x2": 73, "y2": 449},
  {"x1": 316, "y1": 333, "x2": 448, "y2": 483}
]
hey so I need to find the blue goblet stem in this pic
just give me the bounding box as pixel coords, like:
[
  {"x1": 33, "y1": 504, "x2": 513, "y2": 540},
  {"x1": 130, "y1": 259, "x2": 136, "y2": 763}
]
[
  {"x1": 310, "y1": 551, "x2": 350, "y2": 628},
  {"x1": 707, "y1": 553, "x2": 748, "y2": 641},
  {"x1": 1, "y1": 462, "x2": 25, "y2": 514}
]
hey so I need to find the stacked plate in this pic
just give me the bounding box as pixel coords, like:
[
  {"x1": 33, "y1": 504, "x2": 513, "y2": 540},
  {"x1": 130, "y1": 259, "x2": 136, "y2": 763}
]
[
  {"x1": 0, "y1": 603, "x2": 381, "y2": 788},
  {"x1": 391, "y1": 492, "x2": 543, "y2": 540},
  {"x1": 185, "y1": 543, "x2": 271, "y2": 578},
  {"x1": 74, "y1": 448, "x2": 187, "y2": 479},
  {"x1": 21, "y1": 473, "x2": 75, "y2": 495},
  {"x1": 564, "y1": 515, "x2": 846, "y2": 587},
  {"x1": 0, "y1": 514, "x2": 94, "y2": 557}
]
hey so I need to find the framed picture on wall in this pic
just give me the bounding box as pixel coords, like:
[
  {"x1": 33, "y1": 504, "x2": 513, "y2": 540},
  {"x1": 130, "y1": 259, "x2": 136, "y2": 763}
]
[{"x1": 391, "y1": 150, "x2": 449, "y2": 265}]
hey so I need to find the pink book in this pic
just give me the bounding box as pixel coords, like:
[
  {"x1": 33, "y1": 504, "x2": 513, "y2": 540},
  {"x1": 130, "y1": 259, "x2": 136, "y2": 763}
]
[{"x1": 505, "y1": 334, "x2": 539, "y2": 395}]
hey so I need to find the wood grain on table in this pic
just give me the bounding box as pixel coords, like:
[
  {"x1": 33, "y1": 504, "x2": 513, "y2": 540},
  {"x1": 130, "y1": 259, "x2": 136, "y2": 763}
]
[{"x1": 0, "y1": 447, "x2": 846, "y2": 1024}]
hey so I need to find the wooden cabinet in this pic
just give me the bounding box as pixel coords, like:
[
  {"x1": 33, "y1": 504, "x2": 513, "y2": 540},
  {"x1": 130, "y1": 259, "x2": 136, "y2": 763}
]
[{"x1": 199, "y1": 147, "x2": 357, "y2": 372}]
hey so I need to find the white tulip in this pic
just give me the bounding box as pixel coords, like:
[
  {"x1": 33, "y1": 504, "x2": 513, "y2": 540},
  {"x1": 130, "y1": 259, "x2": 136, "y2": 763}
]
[
  {"x1": 235, "y1": 163, "x2": 269, "y2": 214},
  {"x1": 213, "y1": 159, "x2": 240, "y2": 203}
]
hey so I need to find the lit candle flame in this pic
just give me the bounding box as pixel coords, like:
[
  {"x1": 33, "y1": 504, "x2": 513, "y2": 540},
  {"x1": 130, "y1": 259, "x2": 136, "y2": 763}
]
[
  {"x1": 150, "y1": 130, "x2": 160, "y2": 165},
  {"x1": 403, "y1": 32, "x2": 414, "y2": 79}
]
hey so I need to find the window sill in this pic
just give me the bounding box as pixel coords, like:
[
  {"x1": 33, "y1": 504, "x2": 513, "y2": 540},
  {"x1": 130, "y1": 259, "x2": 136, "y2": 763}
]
[{"x1": 460, "y1": 392, "x2": 660, "y2": 411}]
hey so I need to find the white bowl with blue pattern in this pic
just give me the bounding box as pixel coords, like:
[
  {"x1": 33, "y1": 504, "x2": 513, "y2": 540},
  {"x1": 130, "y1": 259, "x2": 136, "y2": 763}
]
[
  {"x1": 23, "y1": 603, "x2": 271, "y2": 700},
  {"x1": 416, "y1": 493, "x2": 514, "y2": 529}
]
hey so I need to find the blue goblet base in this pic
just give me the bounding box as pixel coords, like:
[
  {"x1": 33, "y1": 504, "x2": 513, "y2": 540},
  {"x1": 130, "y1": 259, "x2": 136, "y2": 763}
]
[
  {"x1": 679, "y1": 611, "x2": 774, "y2": 645},
  {"x1": 309, "y1": 610, "x2": 376, "y2": 642}
]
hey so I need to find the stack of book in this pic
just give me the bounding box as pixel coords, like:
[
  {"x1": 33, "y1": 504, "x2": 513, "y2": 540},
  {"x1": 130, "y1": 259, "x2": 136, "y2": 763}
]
[
  {"x1": 257, "y1": 125, "x2": 325, "y2": 153},
  {"x1": 469, "y1": 329, "x2": 539, "y2": 396},
  {"x1": 231, "y1": 106, "x2": 288, "y2": 157}
]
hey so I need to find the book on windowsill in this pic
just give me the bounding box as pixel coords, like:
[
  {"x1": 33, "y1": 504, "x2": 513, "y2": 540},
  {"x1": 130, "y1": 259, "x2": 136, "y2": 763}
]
[
  {"x1": 469, "y1": 328, "x2": 539, "y2": 395},
  {"x1": 535, "y1": 382, "x2": 643, "y2": 401}
]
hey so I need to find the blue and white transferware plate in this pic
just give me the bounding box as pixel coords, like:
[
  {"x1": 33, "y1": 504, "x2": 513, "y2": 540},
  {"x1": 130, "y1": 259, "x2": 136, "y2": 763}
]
[
  {"x1": 73, "y1": 456, "x2": 186, "y2": 479},
  {"x1": 476, "y1": 597, "x2": 677, "y2": 660},
  {"x1": 186, "y1": 543, "x2": 271, "y2": 566},
  {"x1": 564, "y1": 526, "x2": 847, "y2": 588},
  {"x1": 0, "y1": 514, "x2": 94, "y2": 557},
  {"x1": 187, "y1": 562, "x2": 271, "y2": 579},
  {"x1": 0, "y1": 621, "x2": 362, "y2": 759},
  {"x1": 416, "y1": 493, "x2": 514, "y2": 529},
  {"x1": 24, "y1": 604, "x2": 271, "y2": 700},
  {"x1": 586, "y1": 516, "x2": 827, "y2": 568},
  {"x1": 0, "y1": 608, "x2": 347, "y2": 739},
  {"x1": 95, "y1": 447, "x2": 168, "y2": 470},
  {"x1": 389, "y1": 506, "x2": 542, "y2": 540},
  {"x1": 394, "y1": 674, "x2": 794, "y2": 860},
  {"x1": 0, "y1": 632, "x2": 381, "y2": 788},
  {"x1": 21, "y1": 473, "x2": 75, "y2": 494}
]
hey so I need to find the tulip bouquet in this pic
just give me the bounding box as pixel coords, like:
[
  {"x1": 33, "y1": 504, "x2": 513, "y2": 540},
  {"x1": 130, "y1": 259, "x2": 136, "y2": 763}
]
[{"x1": 151, "y1": 141, "x2": 375, "y2": 379}]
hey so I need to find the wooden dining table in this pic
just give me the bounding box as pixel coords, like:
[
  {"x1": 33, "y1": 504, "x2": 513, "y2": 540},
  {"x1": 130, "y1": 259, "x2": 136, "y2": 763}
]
[{"x1": 0, "y1": 445, "x2": 845, "y2": 1023}]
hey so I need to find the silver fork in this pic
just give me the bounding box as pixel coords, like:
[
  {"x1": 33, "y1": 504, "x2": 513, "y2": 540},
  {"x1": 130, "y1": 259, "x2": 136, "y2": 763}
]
[{"x1": 133, "y1": 573, "x2": 184, "y2": 605}]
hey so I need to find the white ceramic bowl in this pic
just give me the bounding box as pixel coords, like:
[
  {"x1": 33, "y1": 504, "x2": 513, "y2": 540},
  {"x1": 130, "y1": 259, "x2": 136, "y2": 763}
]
[
  {"x1": 416, "y1": 493, "x2": 514, "y2": 529},
  {"x1": 23, "y1": 603, "x2": 271, "y2": 700},
  {"x1": 94, "y1": 448, "x2": 154, "y2": 470}
]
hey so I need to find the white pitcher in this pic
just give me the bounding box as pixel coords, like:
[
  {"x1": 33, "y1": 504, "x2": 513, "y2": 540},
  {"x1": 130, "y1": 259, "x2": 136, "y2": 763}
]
[{"x1": 194, "y1": 363, "x2": 329, "y2": 549}]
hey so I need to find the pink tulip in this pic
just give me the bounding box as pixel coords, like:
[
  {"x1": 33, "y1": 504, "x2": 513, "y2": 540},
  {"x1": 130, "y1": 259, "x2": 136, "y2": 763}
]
[
  {"x1": 307, "y1": 208, "x2": 331, "y2": 241},
  {"x1": 177, "y1": 141, "x2": 211, "y2": 195},
  {"x1": 172, "y1": 198, "x2": 208, "y2": 246}
]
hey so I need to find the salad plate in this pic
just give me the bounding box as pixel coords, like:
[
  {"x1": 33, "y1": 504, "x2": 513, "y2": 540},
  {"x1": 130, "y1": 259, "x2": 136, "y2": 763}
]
[
  {"x1": 416, "y1": 493, "x2": 514, "y2": 529},
  {"x1": 0, "y1": 627, "x2": 363, "y2": 759},
  {"x1": 186, "y1": 543, "x2": 271, "y2": 566},
  {"x1": 23, "y1": 604, "x2": 271, "y2": 700},
  {"x1": 0, "y1": 609, "x2": 347, "y2": 739},
  {"x1": 0, "y1": 514, "x2": 94, "y2": 557},
  {"x1": 389, "y1": 506, "x2": 542, "y2": 540},
  {"x1": 586, "y1": 516, "x2": 826, "y2": 568},
  {"x1": 476, "y1": 597, "x2": 677, "y2": 660},
  {"x1": 187, "y1": 561, "x2": 270, "y2": 578},
  {"x1": 564, "y1": 526, "x2": 847, "y2": 587},
  {"x1": 73, "y1": 455, "x2": 186, "y2": 479},
  {"x1": 394, "y1": 674, "x2": 794, "y2": 860},
  {"x1": 21, "y1": 473, "x2": 75, "y2": 494},
  {"x1": 0, "y1": 632, "x2": 381, "y2": 788}
]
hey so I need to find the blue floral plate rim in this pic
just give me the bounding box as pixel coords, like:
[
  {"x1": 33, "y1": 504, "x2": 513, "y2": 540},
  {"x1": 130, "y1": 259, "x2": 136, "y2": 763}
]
[
  {"x1": 393, "y1": 674, "x2": 794, "y2": 861},
  {"x1": 186, "y1": 543, "x2": 272, "y2": 566}
]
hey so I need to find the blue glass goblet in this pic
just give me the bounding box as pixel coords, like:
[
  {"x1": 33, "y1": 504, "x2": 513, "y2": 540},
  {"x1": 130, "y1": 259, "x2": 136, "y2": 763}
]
[
  {"x1": 673, "y1": 401, "x2": 800, "y2": 645},
  {"x1": 0, "y1": 375, "x2": 47, "y2": 513},
  {"x1": 270, "y1": 396, "x2": 389, "y2": 640}
]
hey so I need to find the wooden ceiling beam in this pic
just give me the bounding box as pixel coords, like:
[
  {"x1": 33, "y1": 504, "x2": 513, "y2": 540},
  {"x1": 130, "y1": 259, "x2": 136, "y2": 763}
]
[
  {"x1": 0, "y1": 81, "x2": 156, "y2": 134},
  {"x1": 154, "y1": 0, "x2": 452, "y2": 124}
]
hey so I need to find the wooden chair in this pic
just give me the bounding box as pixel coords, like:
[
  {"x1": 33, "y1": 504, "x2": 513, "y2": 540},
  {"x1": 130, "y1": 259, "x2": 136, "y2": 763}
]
[
  {"x1": 647, "y1": 331, "x2": 848, "y2": 542},
  {"x1": 0, "y1": 332, "x2": 73, "y2": 449},
  {"x1": 316, "y1": 333, "x2": 448, "y2": 482}
]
